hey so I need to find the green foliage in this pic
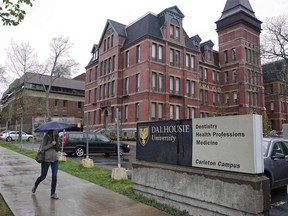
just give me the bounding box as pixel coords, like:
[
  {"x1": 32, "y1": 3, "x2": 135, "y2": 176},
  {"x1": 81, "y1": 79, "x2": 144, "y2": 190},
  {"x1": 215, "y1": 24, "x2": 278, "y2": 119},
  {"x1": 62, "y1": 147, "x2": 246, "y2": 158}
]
[
  {"x1": 0, "y1": 0, "x2": 33, "y2": 26},
  {"x1": 0, "y1": 142, "x2": 190, "y2": 216},
  {"x1": 0, "y1": 193, "x2": 13, "y2": 216}
]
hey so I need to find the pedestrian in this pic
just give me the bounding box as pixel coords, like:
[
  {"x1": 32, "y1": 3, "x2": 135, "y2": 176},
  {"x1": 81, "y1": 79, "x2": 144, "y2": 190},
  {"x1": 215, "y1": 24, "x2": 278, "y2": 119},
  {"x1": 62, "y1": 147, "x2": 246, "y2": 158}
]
[{"x1": 32, "y1": 129, "x2": 60, "y2": 199}]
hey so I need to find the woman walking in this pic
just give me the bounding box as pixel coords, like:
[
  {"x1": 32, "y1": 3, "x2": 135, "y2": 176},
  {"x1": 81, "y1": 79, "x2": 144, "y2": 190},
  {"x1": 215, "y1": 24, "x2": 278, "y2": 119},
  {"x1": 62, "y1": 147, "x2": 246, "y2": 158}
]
[{"x1": 32, "y1": 129, "x2": 60, "y2": 199}]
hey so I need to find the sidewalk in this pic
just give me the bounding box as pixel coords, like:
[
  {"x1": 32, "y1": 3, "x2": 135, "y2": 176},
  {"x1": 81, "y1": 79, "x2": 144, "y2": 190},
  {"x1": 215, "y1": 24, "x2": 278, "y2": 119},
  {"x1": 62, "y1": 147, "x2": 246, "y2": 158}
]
[{"x1": 0, "y1": 146, "x2": 170, "y2": 216}]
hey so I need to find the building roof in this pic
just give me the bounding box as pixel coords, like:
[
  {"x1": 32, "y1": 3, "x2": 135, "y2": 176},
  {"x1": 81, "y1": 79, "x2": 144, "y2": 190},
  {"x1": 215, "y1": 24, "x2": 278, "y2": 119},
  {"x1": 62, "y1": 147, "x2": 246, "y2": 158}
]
[
  {"x1": 216, "y1": 0, "x2": 261, "y2": 32},
  {"x1": 1, "y1": 72, "x2": 85, "y2": 100}
]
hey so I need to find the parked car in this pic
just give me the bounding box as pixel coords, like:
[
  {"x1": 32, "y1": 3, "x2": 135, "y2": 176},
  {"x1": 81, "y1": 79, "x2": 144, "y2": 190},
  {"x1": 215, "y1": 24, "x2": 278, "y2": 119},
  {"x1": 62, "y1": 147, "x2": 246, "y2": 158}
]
[
  {"x1": 58, "y1": 131, "x2": 130, "y2": 157},
  {"x1": 0, "y1": 131, "x2": 34, "y2": 142},
  {"x1": 263, "y1": 137, "x2": 288, "y2": 190}
]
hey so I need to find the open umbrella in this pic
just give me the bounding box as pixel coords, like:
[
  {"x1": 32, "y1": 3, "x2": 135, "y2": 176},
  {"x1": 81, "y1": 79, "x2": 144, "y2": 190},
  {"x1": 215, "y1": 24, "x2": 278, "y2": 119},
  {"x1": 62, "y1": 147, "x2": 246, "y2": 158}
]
[{"x1": 34, "y1": 121, "x2": 73, "y2": 132}]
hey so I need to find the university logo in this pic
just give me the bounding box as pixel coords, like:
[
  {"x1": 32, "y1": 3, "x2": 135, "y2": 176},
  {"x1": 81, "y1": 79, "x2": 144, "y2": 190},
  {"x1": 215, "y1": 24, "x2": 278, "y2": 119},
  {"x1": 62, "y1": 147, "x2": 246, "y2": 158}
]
[{"x1": 138, "y1": 126, "x2": 149, "y2": 146}]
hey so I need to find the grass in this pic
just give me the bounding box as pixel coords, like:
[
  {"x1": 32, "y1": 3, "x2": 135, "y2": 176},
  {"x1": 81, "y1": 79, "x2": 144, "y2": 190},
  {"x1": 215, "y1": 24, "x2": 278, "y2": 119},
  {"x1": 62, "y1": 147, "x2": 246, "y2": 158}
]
[{"x1": 0, "y1": 141, "x2": 190, "y2": 216}]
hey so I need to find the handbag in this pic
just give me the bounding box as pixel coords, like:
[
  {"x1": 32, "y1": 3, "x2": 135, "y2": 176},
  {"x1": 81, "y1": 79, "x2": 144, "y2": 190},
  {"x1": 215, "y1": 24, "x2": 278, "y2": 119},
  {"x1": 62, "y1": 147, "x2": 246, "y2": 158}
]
[{"x1": 35, "y1": 146, "x2": 45, "y2": 163}]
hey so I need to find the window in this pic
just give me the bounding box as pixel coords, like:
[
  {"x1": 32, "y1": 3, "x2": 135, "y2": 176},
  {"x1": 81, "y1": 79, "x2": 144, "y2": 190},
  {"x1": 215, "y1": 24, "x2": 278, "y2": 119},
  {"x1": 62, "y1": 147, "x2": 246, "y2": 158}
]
[
  {"x1": 93, "y1": 111, "x2": 96, "y2": 125},
  {"x1": 89, "y1": 69, "x2": 92, "y2": 82},
  {"x1": 94, "y1": 88, "x2": 97, "y2": 102},
  {"x1": 125, "y1": 105, "x2": 128, "y2": 122},
  {"x1": 270, "y1": 102, "x2": 274, "y2": 112},
  {"x1": 191, "y1": 56, "x2": 195, "y2": 70},
  {"x1": 104, "y1": 39, "x2": 106, "y2": 51},
  {"x1": 111, "y1": 35, "x2": 114, "y2": 47},
  {"x1": 204, "y1": 68, "x2": 208, "y2": 81},
  {"x1": 158, "y1": 45, "x2": 163, "y2": 62},
  {"x1": 175, "y1": 78, "x2": 180, "y2": 95},
  {"x1": 170, "y1": 105, "x2": 174, "y2": 119},
  {"x1": 205, "y1": 91, "x2": 208, "y2": 105},
  {"x1": 108, "y1": 58, "x2": 111, "y2": 73},
  {"x1": 232, "y1": 70, "x2": 237, "y2": 82},
  {"x1": 170, "y1": 76, "x2": 174, "y2": 94},
  {"x1": 136, "y1": 74, "x2": 140, "y2": 92},
  {"x1": 232, "y1": 48, "x2": 236, "y2": 61},
  {"x1": 186, "y1": 80, "x2": 190, "y2": 96},
  {"x1": 63, "y1": 100, "x2": 67, "y2": 107},
  {"x1": 224, "y1": 50, "x2": 228, "y2": 63},
  {"x1": 233, "y1": 92, "x2": 238, "y2": 104},
  {"x1": 111, "y1": 81, "x2": 115, "y2": 96},
  {"x1": 107, "y1": 37, "x2": 110, "y2": 50},
  {"x1": 176, "y1": 106, "x2": 180, "y2": 120},
  {"x1": 159, "y1": 74, "x2": 163, "y2": 92},
  {"x1": 191, "y1": 81, "x2": 195, "y2": 97},
  {"x1": 170, "y1": 49, "x2": 174, "y2": 66},
  {"x1": 199, "y1": 67, "x2": 203, "y2": 80},
  {"x1": 136, "y1": 45, "x2": 140, "y2": 63},
  {"x1": 170, "y1": 25, "x2": 174, "y2": 38},
  {"x1": 213, "y1": 92, "x2": 216, "y2": 105},
  {"x1": 212, "y1": 70, "x2": 216, "y2": 82},
  {"x1": 78, "y1": 102, "x2": 82, "y2": 109},
  {"x1": 103, "y1": 84, "x2": 106, "y2": 98},
  {"x1": 99, "y1": 85, "x2": 102, "y2": 99},
  {"x1": 269, "y1": 84, "x2": 273, "y2": 94},
  {"x1": 176, "y1": 50, "x2": 180, "y2": 67},
  {"x1": 111, "y1": 107, "x2": 114, "y2": 123},
  {"x1": 187, "y1": 107, "x2": 191, "y2": 119},
  {"x1": 152, "y1": 43, "x2": 157, "y2": 60},
  {"x1": 136, "y1": 103, "x2": 139, "y2": 121},
  {"x1": 125, "y1": 77, "x2": 129, "y2": 95},
  {"x1": 54, "y1": 99, "x2": 58, "y2": 107},
  {"x1": 88, "y1": 90, "x2": 91, "y2": 103},
  {"x1": 107, "y1": 83, "x2": 110, "y2": 98},
  {"x1": 185, "y1": 54, "x2": 190, "y2": 69},
  {"x1": 216, "y1": 72, "x2": 220, "y2": 83},
  {"x1": 225, "y1": 94, "x2": 229, "y2": 105},
  {"x1": 175, "y1": 27, "x2": 180, "y2": 40},
  {"x1": 152, "y1": 72, "x2": 157, "y2": 91},
  {"x1": 200, "y1": 90, "x2": 203, "y2": 104},
  {"x1": 158, "y1": 104, "x2": 163, "y2": 121},
  {"x1": 125, "y1": 51, "x2": 129, "y2": 67},
  {"x1": 224, "y1": 71, "x2": 229, "y2": 84},
  {"x1": 151, "y1": 103, "x2": 156, "y2": 121},
  {"x1": 112, "y1": 55, "x2": 116, "y2": 71},
  {"x1": 192, "y1": 107, "x2": 195, "y2": 118}
]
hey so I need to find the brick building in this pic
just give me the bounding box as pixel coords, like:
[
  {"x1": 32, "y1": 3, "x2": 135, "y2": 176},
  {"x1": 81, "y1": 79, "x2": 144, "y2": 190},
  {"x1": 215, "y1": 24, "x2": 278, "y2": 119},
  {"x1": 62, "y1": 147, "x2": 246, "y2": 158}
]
[
  {"x1": 84, "y1": 0, "x2": 265, "y2": 136},
  {"x1": 0, "y1": 72, "x2": 85, "y2": 133},
  {"x1": 263, "y1": 60, "x2": 288, "y2": 133}
]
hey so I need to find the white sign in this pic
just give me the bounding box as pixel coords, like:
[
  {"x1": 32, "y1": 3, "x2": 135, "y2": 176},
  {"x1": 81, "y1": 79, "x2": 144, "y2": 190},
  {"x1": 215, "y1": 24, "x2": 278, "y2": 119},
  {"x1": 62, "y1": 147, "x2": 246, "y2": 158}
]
[{"x1": 192, "y1": 115, "x2": 263, "y2": 174}]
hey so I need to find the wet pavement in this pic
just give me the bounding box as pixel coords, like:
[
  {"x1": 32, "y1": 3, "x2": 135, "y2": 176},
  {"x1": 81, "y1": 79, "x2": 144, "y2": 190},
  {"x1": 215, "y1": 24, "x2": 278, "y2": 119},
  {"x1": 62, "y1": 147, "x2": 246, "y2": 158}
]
[{"x1": 0, "y1": 146, "x2": 170, "y2": 216}]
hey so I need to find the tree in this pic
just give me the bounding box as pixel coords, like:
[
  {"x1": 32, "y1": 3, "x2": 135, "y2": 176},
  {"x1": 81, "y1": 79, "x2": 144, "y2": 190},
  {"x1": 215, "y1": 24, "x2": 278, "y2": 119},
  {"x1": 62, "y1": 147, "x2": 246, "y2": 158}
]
[
  {"x1": 5, "y1": 40, "x2": 39, "y2": 77},
  {"x1": 0, "y1": 0, "x2": 33, "y2": 26},
  {"x1": 261, "y1": 15, "x2": 288, "y2": 65},
  {"x1": 40, "y1": 36, "x2": 79, "y2": 119}
]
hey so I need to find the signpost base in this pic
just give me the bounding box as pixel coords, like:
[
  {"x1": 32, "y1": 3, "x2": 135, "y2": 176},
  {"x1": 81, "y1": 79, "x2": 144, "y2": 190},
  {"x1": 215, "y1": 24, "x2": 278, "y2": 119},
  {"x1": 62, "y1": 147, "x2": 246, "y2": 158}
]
[
  {"x1": 82, "y1": 157, "x2": 94, "y2": 168},
  {"x1": 111, "y1": 166, "x2": 128, "y2": 180},
  {"x1": 58, "y1": 153, "x2": 67, "y2": 162}
]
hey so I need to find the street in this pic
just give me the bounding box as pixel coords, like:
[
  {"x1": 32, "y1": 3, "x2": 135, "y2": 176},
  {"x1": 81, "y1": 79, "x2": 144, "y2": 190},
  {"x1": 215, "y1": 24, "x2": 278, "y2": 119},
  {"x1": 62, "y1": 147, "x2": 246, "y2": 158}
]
[{"x1": 14, "y1": 143, "x2": 288, "y2": 215}]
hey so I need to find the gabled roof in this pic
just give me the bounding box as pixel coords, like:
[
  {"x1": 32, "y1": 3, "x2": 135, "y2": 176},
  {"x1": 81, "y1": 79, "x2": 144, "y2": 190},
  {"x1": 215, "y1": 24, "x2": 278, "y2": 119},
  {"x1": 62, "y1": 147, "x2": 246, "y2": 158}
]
[
  {"x1": 98, "y1": 19, "x2": 126, "y2": 47},
  {"x1": 158, "y1": 5, "x2": 185, "y2": 19}
]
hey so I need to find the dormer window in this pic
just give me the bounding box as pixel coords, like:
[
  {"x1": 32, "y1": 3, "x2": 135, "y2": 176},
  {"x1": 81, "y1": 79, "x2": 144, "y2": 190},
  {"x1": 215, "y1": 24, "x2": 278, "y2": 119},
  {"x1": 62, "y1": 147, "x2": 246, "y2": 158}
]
[{"x1": 170, "y1": 25, "x2": 174, "y2": 38}]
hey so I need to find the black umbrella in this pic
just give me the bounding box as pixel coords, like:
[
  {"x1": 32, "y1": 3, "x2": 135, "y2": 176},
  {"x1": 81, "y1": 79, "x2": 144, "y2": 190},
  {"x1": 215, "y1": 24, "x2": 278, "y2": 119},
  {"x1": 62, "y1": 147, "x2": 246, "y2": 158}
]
[{"x1": 34, "y1": 121, "x2": 73, "y2": 132}]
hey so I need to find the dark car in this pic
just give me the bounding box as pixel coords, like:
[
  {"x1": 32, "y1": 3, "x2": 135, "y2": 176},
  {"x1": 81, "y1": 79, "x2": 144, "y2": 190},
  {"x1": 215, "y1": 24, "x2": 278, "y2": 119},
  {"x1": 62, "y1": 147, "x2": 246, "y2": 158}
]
[
  {"x1": 263, "y1": 137, "x2": 288, "y2": 190},
  {"x1": 59, "y1": 131, "x2": 130, "y2": 157}
]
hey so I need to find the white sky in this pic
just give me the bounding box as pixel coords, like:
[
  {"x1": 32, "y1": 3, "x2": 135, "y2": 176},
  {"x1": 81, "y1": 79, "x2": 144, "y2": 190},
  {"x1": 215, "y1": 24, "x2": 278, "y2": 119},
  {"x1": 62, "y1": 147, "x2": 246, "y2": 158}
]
[{"x1": 0, "y1": 0, "x2": 288, "y2": 96}]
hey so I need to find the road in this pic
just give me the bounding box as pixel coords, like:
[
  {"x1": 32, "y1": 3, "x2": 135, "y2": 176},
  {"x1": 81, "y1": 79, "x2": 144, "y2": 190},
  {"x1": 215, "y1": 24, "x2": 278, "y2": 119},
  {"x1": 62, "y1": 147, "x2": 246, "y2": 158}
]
[{"x1": 13, "y1": 143, "x2": 288, "y2": 215}]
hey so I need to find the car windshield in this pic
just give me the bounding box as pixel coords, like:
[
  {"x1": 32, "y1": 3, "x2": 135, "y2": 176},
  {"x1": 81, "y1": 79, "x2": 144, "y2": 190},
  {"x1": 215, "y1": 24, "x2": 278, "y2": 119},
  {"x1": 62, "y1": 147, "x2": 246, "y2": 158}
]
[
  {"x1": 97, "y1": 134, "x2": 110, "y2": 142},
  {"x1": 262, "y1": 140, "x2": 271, "y2": 157}
]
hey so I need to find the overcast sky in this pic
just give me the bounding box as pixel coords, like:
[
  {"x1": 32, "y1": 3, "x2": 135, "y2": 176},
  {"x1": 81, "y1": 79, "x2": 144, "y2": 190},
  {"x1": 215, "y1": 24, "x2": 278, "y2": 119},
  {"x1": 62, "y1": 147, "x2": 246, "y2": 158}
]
[{"x1": 0, "y1": 0, "x2": 288, "y2": 96}]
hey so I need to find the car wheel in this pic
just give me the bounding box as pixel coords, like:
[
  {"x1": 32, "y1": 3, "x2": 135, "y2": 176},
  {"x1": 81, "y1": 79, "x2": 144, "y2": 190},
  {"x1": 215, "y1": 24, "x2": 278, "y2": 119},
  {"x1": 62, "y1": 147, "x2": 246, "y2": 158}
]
[
  {"x1": 74, "y1": 147, "x2": 85, "y2": 157},
  {"x1": 27, "y1": 137, "x2": 32, "y2": 141},
  {"x1": 6, "y1": 137, "x2": 12, "y2": 142}
]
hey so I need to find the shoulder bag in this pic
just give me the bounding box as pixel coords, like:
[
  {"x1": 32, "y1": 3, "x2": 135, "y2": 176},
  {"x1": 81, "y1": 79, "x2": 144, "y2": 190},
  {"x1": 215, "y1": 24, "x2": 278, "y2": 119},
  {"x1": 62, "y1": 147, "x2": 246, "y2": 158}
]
[{"x1": 35, "y1": 145, "x2": 45, "y2": 163}]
